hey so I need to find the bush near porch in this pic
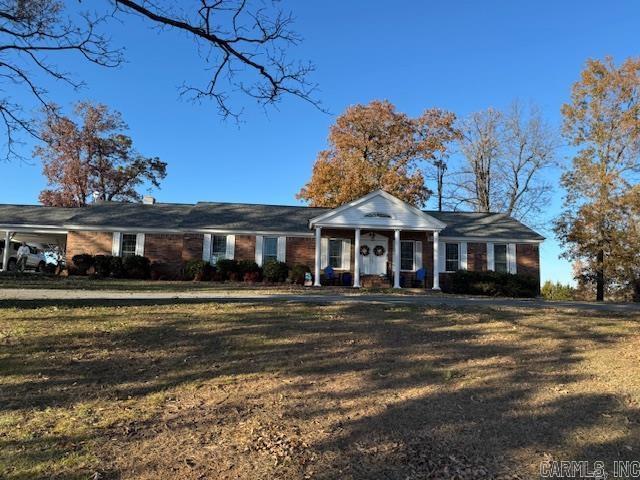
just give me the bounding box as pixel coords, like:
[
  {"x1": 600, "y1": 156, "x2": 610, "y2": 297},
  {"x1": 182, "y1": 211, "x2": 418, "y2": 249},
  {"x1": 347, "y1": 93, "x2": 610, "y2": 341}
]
[{"x1": 441, "y1": 270, "x2": 539, "y2": 298}]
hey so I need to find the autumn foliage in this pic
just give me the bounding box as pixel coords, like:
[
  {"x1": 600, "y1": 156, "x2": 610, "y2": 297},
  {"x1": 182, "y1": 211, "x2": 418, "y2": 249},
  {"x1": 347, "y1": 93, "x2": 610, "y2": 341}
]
[
  {"x1": 555, "y1": 57, "x2": 640, "y2": 300},
  {"x1": 36, "y1": 102, "x2": 167, "y2": 207},
  {"x1": 297, "y1": 100, "x2": 457, "y2": 207}
]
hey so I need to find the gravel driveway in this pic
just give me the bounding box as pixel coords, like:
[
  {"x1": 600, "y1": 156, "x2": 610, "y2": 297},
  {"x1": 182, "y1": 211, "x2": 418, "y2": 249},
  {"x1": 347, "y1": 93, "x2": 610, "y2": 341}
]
[{"x1": 2, "y1": 287, "x2": 639, "y2": 312}]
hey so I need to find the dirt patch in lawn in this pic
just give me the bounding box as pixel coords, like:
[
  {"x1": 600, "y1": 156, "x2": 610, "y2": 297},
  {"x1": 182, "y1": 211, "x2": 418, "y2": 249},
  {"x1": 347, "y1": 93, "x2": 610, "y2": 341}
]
[{"x1": 1, "y1": 301, "x2": 639, "y2": 479}]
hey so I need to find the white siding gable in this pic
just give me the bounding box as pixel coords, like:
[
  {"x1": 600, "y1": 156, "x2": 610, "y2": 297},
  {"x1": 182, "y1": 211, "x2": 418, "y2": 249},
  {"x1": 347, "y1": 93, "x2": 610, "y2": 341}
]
[{"x1": 309, "y1": 190, "x2": 445, "y2": 231}]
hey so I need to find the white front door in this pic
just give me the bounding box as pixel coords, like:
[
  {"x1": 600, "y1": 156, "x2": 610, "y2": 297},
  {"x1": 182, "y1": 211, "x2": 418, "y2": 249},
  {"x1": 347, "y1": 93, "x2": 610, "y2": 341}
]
[{"x1": 360, "y1": 234, "x2": 388, "y2": 275}]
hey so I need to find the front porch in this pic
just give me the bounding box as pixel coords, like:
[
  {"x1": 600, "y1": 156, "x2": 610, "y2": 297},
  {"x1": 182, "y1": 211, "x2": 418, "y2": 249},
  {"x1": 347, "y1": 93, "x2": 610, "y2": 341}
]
[
  {"x1": 307, "y1": 191, "x2": 447, "y2": 289},
  {"x1": 310, "y1": 227, "x2": 442, "y2": 289}
]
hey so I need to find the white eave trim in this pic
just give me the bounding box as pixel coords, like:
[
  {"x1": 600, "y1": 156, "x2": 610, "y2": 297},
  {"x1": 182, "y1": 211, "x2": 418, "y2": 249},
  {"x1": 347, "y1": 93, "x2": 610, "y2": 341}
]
[
  {"x1": 192, "y1": 229, "x2": 313, "y2": 237},
  {"x1": 308, "y1": 189, "x2": 447, "y2": 230},
  {"x1": 439, "y1": 236, "x2": 544, "y2": 244},
  {"x1": 0, "y1": 223, "x2": 313, "y2": 237},
  {"x1": 312, "y1": 222, "x2": 443, "y2": 232}
]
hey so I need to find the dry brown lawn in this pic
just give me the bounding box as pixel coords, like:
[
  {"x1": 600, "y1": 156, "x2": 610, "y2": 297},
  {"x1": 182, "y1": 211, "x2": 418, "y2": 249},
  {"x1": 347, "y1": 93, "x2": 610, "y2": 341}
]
[{"x1": 1, "y1": 299, "x2": 639, "y2": 479}]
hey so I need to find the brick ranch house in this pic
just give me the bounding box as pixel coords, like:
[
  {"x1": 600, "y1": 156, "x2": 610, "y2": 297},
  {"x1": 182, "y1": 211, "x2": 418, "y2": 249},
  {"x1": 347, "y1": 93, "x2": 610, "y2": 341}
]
[{"x1": 0, "y1": 190, "x2": 543, "y2": 289}]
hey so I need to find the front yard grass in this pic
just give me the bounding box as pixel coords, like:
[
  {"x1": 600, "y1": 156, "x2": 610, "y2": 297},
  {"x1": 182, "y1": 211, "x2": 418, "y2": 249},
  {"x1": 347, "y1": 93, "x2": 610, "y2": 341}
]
[{"x1": 1, "y1": 301, "x2": 639, "y2": 479}]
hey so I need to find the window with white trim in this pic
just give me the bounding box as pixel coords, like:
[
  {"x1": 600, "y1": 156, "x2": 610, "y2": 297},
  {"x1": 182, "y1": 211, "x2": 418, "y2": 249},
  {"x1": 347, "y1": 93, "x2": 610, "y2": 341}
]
[
  {"x1": 121, "y1": 234, "x2": 137, "y2": 257},
  {"x1": 494, "y1": 244, "x2": 508, "y2": 273},
  {"x1": 263, "y1": 236, "x2": 278, "y2": 264},
  {"x1": 329, "y1": 239, "x2": 343, "y2": 268},
  {"x1": 400, "y1": 241, "x2": 414, "y2": 271},
  {"x1": 211, "y1": 235, "x2": 227, "y2": 263},
  {"x1": 445, "y1": 243, "x2": 459, "y2": 272}
]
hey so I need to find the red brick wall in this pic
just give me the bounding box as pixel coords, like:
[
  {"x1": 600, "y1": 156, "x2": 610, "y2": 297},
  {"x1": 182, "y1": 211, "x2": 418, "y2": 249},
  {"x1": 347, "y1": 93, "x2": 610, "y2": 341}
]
[
  {"x1": 235, "y1": 235, "x2": 256, "y2": 262},
  {"x1": 467, "y1": 242, "x2": 487, "y2": 272},
  {"x1": 516, "y1": 243, "x2": 540, "y2": 280},
  {"x1": 66, "y1": 231, "x2": 113, "y2": 258},
  {"x1": 286, "y1": 237, "x2": 315, "y2": 267},
  {"x1": 144, "y1": 234, "x2": 183, "y2": 266},
  {"x1": 182, "y1": 234, "x2": 203, "y2": 263}
]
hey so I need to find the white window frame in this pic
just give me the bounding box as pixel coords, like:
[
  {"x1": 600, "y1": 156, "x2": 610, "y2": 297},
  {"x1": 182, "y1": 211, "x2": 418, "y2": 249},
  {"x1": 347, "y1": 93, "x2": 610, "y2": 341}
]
[
  {"x1": 211, "y1": 234, "x2": 228, "y2": 264},
  {"x1": 400, "y1": 240, "x2": 415, "y2": 272},
  {"x1": 494, "y1": 243, "x2": 508, "y2": 273},
  {"x1": 328, "y1": 238, "x2": 343, "y2": 269},
  {"x1": 444, "y1": 242, "x2": 460, "y2": 272},
  {"x1": 113, "y1": 232, "x2": 145, "y2": 257},
  {"x1": 262, "y1": 236, "x2": 279, "y2": 264}
]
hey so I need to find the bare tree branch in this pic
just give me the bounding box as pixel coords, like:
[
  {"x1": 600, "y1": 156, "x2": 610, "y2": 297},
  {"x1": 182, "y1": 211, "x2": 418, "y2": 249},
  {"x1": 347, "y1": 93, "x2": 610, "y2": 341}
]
[
  {"x1": 113, "y1": 0, "x2": 323, "y2": 120},
  {"x1": 0, "y1": 0, "x2": 123, "y2": 161}
]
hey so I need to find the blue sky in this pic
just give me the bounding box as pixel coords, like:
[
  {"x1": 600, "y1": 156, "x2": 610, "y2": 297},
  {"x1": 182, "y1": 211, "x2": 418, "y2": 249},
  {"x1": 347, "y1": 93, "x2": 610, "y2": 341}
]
[{"x1": 1, "y1": 0, "x2": 639, "y2": 284}]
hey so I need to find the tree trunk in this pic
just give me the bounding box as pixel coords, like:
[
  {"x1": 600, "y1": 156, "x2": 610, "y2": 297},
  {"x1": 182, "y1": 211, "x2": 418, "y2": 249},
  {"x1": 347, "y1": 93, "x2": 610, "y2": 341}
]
[{"x1": 595, "y1": 249, "x2": 605, "y2": 302}]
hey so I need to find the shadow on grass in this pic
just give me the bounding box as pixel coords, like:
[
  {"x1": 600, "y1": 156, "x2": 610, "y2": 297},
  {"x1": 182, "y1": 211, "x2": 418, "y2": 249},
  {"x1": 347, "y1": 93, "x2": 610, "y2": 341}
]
[{"x1": 1, "y1": 302, "x2": 639, "y2": 479}]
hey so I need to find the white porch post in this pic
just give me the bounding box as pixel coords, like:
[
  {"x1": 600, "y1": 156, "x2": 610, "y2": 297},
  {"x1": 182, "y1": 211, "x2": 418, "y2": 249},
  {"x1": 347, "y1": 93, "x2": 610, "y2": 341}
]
[
  {"x1": 314, "y1": 226, "x2": 322, "y2": 286},
  {"x1": 393, "y1": 229, "x2": 401, "y2": 288},
  {"x1": 432, "y1": 231, "x2": 440, "y2": 290},
  {"x1": 1, "y1": 230, "x2": 10, "y2": 272},
  {"x1": 353, "y1": 228, "x2": 361, "y2": 288}
]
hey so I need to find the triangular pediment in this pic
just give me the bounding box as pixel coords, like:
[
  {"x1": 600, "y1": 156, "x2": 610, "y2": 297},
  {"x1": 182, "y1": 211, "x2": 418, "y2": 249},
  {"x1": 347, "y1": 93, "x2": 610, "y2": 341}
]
[{"x1": 309, "y1": 190, "x2": 446, "y2": 231}]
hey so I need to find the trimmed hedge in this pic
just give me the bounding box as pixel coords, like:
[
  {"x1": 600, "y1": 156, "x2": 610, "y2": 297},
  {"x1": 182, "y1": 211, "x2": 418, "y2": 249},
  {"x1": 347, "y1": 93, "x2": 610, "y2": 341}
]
[
  {"x1": 93, "y1": 255, "x2": 112, "y2": 278},
  {"x1": 71, "y1": 254, "x2": 94, "y2": 275},
  {"x1": 238, "y1": 260, "x2": 262, "y2": 282},
  {"x1": 122, "y1": 255, "x2": 151, "y2": 279},
  {"x1": 215, "y1": 259, "x2": 239, "y2": 281},
  {"x1": 184, "y1": 259, "x2": 212, "y2": 281},
  {"x1": 109, "y1": 256, "x2": 124, "y2": 278},
  {"x1": 263, "y1": 259, "x2": 289, "y2": 283},
  {"x1": 442, "y1": 270, "x2": 539, "y2": 298},
  {"x1": 288, "y1": 264, "x2": 311, "y2": 285}
]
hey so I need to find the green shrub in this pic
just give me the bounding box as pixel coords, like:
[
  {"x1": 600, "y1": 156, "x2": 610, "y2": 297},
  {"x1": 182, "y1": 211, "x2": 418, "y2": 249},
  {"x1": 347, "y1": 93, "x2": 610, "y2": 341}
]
[
  {"x1": 215, "y1": 258, "x2": 239, "y2": 281},
  {"x1": 263, "y1": 259, "x2": 289, "y2": 283},
  {"x1": 185, "y1": 259, "x2": 210, "y2": 281},
  {"x1": 541, "y1": 280, "x2": 576, "y2": 301},
  {"x1": 238, "y1": 260, "x2": 262, "y2": 282},
  {"x1": 288, "y1": 264, "x2": 311, "y2": 285},
  {"x1": 109, "y1": 256, "x2": 124, "y2": 278},
  {"x1": 122, "y1": 255, "x2": 150, "y2": 279},
  {"x1": 443, "y1": 270, "x2": 539, "y2": 298},
  {"x1": 71, "y1": 254, "x2": 94, "y2": 276},
  {"x1": 93, "y1": 255, "x2": 112, "y2": 278}
]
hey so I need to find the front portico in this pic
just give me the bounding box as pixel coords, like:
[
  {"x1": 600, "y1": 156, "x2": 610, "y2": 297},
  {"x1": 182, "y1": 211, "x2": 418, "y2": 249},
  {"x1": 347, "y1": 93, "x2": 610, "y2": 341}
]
[{"x1": 308, "y1": 190, "x2": 446, "y2": 289}]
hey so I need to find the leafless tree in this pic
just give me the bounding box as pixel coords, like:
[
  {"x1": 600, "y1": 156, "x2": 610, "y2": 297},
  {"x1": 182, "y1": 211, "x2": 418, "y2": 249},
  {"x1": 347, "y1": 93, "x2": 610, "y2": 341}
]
[
  {"x1": 448, "y1": 103, "x2": 557, "y2": 224},
  {"x1": 0, "y1": 0, "x2": 121, "y2": 160},
  {"x1": 0, "y1": 0, "x2": 320, "y2": 160},
  {"x1": 112, "y1": 0, "x2": 321, "y2": 119},
  {"x1": 495, "y1": 102, "x2": 557, "y2": 220},
  {"x1": 449, "y1": 108, "x2": 502, "y2": 212}
]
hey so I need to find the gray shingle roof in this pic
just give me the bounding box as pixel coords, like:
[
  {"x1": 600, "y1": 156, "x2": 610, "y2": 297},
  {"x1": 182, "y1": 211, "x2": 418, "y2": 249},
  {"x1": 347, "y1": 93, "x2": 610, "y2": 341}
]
[
  {"x1": 0, "y1": 202, "x2": 544, "y2": 241},
  {"x1": 183, "y1": 202, "x2": 330, "y2": 231},
  {"x1": 0, "y1": 204, "x2": 77, "y2": 226},
  {"x1": 427, "y1": 211, "x2": 545, "y2": 241}
]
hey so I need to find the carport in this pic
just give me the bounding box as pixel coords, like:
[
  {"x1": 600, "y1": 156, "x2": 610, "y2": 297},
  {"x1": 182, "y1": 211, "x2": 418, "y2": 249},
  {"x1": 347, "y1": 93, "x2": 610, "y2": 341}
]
[
  {"x1": 0, "y1": 204, "x2": 74, "y2": 272},
  {"x1": 1, "y1": 228, "x2": 68, "y2": 272}
]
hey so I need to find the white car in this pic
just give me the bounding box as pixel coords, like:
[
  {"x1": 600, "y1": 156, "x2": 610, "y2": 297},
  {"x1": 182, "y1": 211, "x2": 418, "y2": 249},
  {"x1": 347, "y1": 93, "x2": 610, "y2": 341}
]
[{"x1": 0, "y1": 241, "x2": 48, "y2": 272}]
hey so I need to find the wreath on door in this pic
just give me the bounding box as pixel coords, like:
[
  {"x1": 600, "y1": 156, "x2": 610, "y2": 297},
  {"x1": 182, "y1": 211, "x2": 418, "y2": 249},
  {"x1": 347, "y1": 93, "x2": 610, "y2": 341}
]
[
  {"x1": 373, "y1": 245, "x2": 386, "y2": 256},
  {"x1": 359, "y1": 245, "x2": 370, "y2": 256}
]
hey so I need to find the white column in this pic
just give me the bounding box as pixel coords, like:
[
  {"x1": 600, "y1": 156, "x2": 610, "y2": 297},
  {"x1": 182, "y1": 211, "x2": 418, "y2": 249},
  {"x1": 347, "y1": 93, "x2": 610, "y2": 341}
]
[
  {"x1": 432, "y1": 231, "x2": 440, "y2": 290},
  {"x1": 314, "y1": 227, "x2": 322, "y2": 286},
  {"x1": 353, "y1": 228, "x2": 361, "y2": 288},
  {"x1": 487, "y1": 242, "x2": 495, "y2": 271},
  {"x1": 393, "y1": 229, "x2": 401, "y2": 288},
  {"x1": 1, "y1": 230, "x2": 10, "y2": 272}
]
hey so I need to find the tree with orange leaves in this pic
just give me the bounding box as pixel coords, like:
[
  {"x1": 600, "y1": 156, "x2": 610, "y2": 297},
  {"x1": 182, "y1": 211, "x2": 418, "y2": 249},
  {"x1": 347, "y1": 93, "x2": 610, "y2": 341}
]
[
  {"x1": 555, "y1": 57, "x2": 640, "y2": 301},
  {"x1": 36, "y1": 102, "x2": 166, "y2": 207},
  {"x1": 297, "y1": 100, "x2": 458, "y2": 208}
]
